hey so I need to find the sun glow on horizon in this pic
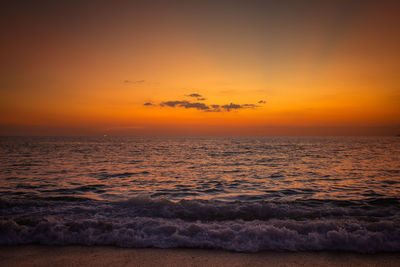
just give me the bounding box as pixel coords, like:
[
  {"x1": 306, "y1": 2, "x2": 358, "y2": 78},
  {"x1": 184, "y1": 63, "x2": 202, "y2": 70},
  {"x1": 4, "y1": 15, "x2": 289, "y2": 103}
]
[{"x1": 1, "y1": 1, "x2": 399, "y2": 136}]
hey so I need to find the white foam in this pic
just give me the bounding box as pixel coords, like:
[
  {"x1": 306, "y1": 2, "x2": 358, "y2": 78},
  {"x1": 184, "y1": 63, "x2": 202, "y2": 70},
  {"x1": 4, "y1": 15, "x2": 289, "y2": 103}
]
[{"x1": 1, "y1": 197, "x2": 400, "y2": 252}]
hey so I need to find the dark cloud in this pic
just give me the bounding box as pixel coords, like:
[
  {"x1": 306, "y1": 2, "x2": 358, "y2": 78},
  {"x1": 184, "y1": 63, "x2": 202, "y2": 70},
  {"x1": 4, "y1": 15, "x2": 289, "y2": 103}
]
[
  {"x1": 124, "y1": 80, "x2": 145, "y2": 84},
  {"x1": 184, "y1": 102, "x2": 209, "y2": 110},
  {"x1": 242, "y1": 104, "x2": 259, "y2": 108},
  {"x1": 219, "y1": 103, "x2": 259, "y2": 111},
  {"x1": 158, "y1": 93, "x2": 264, "y2": 112},
  {"x1": 143, "y1": 102, "x2": 153, "y2": 106},
  {"x1": 258, "y1": 100, "x2": 266, "y2": 104},
  {"x1": 221, "y1": 103, "x2": 243, "y2": 111},
  {"x1": 203, "y1": 104, "x2": 221, "y2": 112},
  {"x1": 186, "y1": 93, "x2": 202, "y2": 98},
  {"x1": 160, "y1": 101, "x2": 262, "y2": 112},
  {"x1": 161, "y1": 101, "x2": 209, "y2": 110},
  {"x1": 160, "y1": 101, "x2": 186, "y2": 107}
]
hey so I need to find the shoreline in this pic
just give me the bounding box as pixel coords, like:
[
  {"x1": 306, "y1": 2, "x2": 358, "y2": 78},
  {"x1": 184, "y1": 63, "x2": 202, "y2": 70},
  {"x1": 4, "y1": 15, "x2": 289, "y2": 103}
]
[{"x1": 1, "y1": 246, "x2": 400, "y2": 267}]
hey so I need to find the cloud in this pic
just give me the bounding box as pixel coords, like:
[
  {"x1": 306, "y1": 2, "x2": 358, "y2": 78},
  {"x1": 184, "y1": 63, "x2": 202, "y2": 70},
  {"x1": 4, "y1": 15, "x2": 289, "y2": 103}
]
[
  {"x1": 124, "y1": 80, "x2": 145, "y2": 84},
  {"x1": 158, "y1": 101, "x2": 260, "y2": 112},
  {"x1": 221, "y1": 103, "x2": 243, "y2": 111},
  {"x1": 160, "y1": 101, "x2": 186, "y2": 107},
  {"x1": 161, "y1": 101, "x2": 209, "y2": 110},
  {"x1": 242, "y1": 104, "x2": 258, "y2": 108},
  {"x1": 186, "y1": 93, "x2": 202, "y2": 98},
  {"x1": 219, "y1": 103, "x2": 259, "y2": 111},
  {"x1": 143, "y1": 102, "x2": 153, "y2": 106},
  {"x1": 155, "y1": 92, "x2": 265, "y2": 112},
  {"x1": 183, "y1": 102, "x2": 209, "y2": 110}
]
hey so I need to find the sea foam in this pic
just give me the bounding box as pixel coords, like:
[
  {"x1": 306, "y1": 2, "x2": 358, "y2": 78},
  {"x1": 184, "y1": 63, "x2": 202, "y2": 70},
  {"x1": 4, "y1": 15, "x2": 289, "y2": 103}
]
[{"x1": 1, "y1": 197, "x2": 399, "y2": 252}]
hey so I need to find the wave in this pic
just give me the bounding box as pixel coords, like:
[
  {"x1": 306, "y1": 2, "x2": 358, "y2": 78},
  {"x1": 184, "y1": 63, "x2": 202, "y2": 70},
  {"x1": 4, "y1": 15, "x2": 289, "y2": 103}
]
[
  {"x1": 1, "y1": 197, "x2": 399, "y2": 252},
  {"x1": 1, "y1": 216, "x2": 400, "y2": 252},
  {"x1": 2, "y1": 196, "x2": 399, "y2": 221}
]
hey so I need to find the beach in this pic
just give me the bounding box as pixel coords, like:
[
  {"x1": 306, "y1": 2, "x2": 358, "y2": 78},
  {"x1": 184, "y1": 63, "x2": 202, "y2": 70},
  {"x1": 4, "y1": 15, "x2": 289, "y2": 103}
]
[{"x1": 1, "y1": 246, "x2": 400, "y2": 267}]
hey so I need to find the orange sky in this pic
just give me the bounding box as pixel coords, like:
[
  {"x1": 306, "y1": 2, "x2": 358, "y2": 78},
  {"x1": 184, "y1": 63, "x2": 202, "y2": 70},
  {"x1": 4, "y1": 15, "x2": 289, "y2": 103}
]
[{"x1": 1, "y1": 0, "x2": 399, "y2": 136}]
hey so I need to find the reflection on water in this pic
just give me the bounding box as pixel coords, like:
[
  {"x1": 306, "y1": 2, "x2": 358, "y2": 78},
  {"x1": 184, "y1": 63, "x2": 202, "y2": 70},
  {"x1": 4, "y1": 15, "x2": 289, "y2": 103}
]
[{"x1": 1, "y1": 136, "x2": 399, "y2": 202}]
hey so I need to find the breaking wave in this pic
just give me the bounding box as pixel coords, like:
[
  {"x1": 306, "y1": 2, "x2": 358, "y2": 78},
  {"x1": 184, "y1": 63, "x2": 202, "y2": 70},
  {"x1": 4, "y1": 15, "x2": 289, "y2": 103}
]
[{"x1": 1, "y1": 197, "x2": 399, "y2": 252}]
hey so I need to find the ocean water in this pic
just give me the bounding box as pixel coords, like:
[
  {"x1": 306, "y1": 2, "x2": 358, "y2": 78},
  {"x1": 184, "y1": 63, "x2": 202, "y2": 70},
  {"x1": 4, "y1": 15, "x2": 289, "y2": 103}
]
[{"x1": 0, "y1": 136, "x2": 399, "y2": 252}]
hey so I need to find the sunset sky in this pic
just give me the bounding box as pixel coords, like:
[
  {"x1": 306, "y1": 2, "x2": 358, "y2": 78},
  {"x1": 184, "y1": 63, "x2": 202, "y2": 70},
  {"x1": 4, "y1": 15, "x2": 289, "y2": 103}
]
[{"x1": 1, "y1": 0, "x2": 399, "y2": 136}]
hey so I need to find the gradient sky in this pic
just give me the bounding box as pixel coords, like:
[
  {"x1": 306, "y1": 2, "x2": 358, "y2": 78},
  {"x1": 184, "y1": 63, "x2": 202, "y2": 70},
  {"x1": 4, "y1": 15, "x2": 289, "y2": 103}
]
[{"x1": 1, "y1": 0, "x2": 399, "y2": 136}]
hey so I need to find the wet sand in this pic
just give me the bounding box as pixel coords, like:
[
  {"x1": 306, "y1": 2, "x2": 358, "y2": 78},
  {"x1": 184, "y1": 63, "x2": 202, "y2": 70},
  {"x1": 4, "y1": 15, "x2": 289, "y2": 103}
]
[{"x1": 1, "y1": 246, "x2": 400, "y2": 267}]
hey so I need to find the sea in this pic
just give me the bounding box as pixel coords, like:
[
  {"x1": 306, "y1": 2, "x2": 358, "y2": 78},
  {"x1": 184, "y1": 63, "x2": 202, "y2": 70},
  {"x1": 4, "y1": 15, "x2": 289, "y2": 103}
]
[{"x1": 0, "y1": 136, "x2": 399, "y2": 252}]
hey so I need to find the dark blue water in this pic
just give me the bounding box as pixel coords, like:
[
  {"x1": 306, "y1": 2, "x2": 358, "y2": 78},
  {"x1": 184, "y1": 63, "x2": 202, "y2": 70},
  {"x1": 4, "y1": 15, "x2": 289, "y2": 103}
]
[{"x1": 1, "y1": 136, "x2": 399, "y2": 252}]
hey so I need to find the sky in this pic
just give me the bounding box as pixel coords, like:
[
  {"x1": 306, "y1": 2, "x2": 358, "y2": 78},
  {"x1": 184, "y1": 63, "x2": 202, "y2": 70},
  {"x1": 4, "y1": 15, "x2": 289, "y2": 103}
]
[{"x1": 1, "y1": 0, "x2": 399, "y2": 136}]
